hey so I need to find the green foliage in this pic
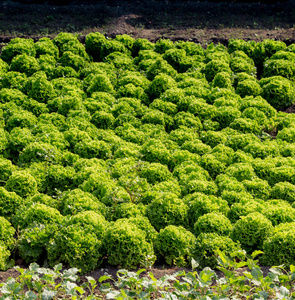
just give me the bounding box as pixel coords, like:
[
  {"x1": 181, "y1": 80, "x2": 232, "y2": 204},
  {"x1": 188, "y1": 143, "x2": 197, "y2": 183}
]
[
  {"x1": 3, "y1": 34, "x2": 295, "y2": 271},
  {"x1": 261, "y1": 201, "x2": 295, "y2": 226},
  {"x1": 184, "y1": 193, "x2": 229, "y2": 229},
  {"x1": 29, "y1": 193, "x2": 57, "y2": 208},
  {"x1": 35, "y1": 37, "x2": 59, "y2": 58},
  {"x1": 0, "y1": 88, "x2": 27, "y2": 105},
  {"x1": 260, "y1": 76, "x2": 295, "y2": 109},
  {"x1": 221, "y1": 190, "x2": 253, "y2": 206},
  {"x1": 91, "y1": 110, "x2": 115, "y2": 129},
  {"x1": 85, "y1": 32, "x2": 106, "y2": 61},
  {"x1": 224, "y1": 163, "x2": 256, "y2": 182},
  {"x1": 141, "y1": 138, "x2": 170, "y2": 165},
  {"x1": 148, "y1": 73, "x2": 176, "y2": 99},
  {"x1": 5, "y1": 109, "x2": 38, "y2": 132},
  {"x1": 163, "y1": 48, "x2": 192, "y2": 73},
  {"x1": 169, "y1": 126, "x2": 199, "y2": 146},
  {"x1": 18, "y1": 142, "x2": 62, "y2": 166},
  {"x1": 244, "y1": 141, "x2": 279, "y2": 159},
  {"x1": 0, "y1": 158, "x2": 15, "y2": 183},
  {"x1": 85, "y1": 73, "x2": 114, "y2": 95},
  {"x1": 201, "y1": 131, "x2": 226, "y2": 149},
  {"x1": 5, "y1": 170, "x2": 38, "y2": 198},
  {"x1": 74, "y1": 139, "x2": 112, "y2": 159},
  {"x1": 262, "y1": 229, "x2": 295, "y2": 268},
  {"x1": 0, "y1": 217, "x2": 15, "y2": 250},
  {"x1": 146, "y1": 193, "x2": 189, "y2": 231},
  {"x1": 277, "y1": 127, "x2": 295, "y2": 143},
  {"x1": 48, "y1": 95, "x2": 83, "y2": 116},
  {"x1": 0, "y1": 242, "x2": 10, "y2": 271},
  {"x1": 200, "y1": 154, "x2": 226, "y2": 179},
  {"x1": 236, "y1": 79, "x2": 262, "y2": 97},
  {"x1": 10, "y1": 54, "x2": 40, "y2": 76},
  {"x1": 212, "y1": 72, "x2": 233, "y2": 89},
  {"x1": 230, "y1": 51, "x2": 256, "y2": 70},
  {"x1": 59, "y1": 189, "x2": 106, "y2": 216},
  {"x1": 216, "y1": 174, "x2": 246, "y2": 194},
  {"x1": 47, "y1": 223, "x2": 103, "y2": 273},
  {"x1": 193, "y1": 232, "x2": 242, "y2": 269},
  {"x1": 58, "y1": 51, "x2": 87, "y2": 72},
  {"x1": 243, "y1": 178, "x2": 271, "y2": 200},
  {"x1": 110, "y1": 202, "x2": 144, "y2": 221},
  {"x1": 1, "y1": 38, "x2": 36, "y2": 63},
  {"x1": 125, "y1": 216, "x2": 158, "y2": 243},
  {"x1": 181, "y1": 139, "x2": 212, "y2": 156},
  {"x1": 214, "y1": 106, "x2": 241, "y2": 129},
  {"x1": 188, "y1": 98, "x2": 217, "y2": 121},
  {"x1": 155, "y1": 225, "x2": 196, "y2": 266},
  {"x1": 227, "y1": 199, "x2": 265, "y2": 223},
  {"x1": 0, "y1": 71, "x2": 27, "y2": 90},
  {"x1": 115, "y1": 34, "x2": 135, "y2": 51},
  {"x1": 0, "y1": 187, "x2": 23, "y2": 220},
  {"x1": 102, "y1": 219, "x2": 155, "y2": 269},
  {"x1": 67, "y1": 210, "x2": 108, "y2": 239},
  {"x1": 193, "y1": 212, "x2": 232, "y2": 237},
  {"x1": 18, "y1": 223, "x2": 53, "y2": 263},
  {"x1": 154, "y1": 39, "x2": 174, "y2": 54},
  {"x1": 231, "y1": 212, "x2": 273, "y2": 253},
  {"x1": 263, "y1": 59, "x2": 295, "y2": 80},
  {"x1": 229, "y1": 117, "x2": 261, "y2": 134},
  {"x1": 14, "y1": 203, "x2": 63, "y2": 230},
  {"x1": 132, "y1": 38, "x2": 154, "y2": 57},
  {"x1": 203, "y1": 60, "x2": 231, "y2": 82},
  {"x1": 140, "y1": 162, "x2": 172, "y2": 184},
  {"x1": 268, "y1": 166, "x2": 295, "y2": 186},
  {"x1": 271, "y1": 181, "x2": 295, "y2": 204}
]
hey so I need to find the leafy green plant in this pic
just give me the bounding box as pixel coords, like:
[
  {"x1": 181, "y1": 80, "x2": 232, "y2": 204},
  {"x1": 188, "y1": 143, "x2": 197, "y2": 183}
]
[
  {"x1": 231, "y1": 212, "x2": 273, "y2": 253},
  {"x1": 1, "y1": 38, "x2": 36, "y2": 63},
  {"x1": 102, "y1": 219, "x2": 156, "y2": 269},
  {"x1": 262, "y1": 228, "x2": 295, "y2": 268},
  {"x1": 184, "y1": 193, "x2": 229, "y2": 229},
  {"x1": 47, "y1": 223, "x2": 103, "y2": 274},
  {"x1": 193, "y1": 232, "x2": 242, "y2": 269},
  {"x1": 59, "y1": 188, "x2": 107, "y2": 216},
  {"x1": 5, "y1": 170, "x2": 38, "y2": 198},
  {"x1": 260, "y1": 76, "x2": 295, "y2": 109},
  {"x1": 146, "y1": 193, "x2": 189, "y2": 231},
  {"x1": 155, "y1": 225, "x2": 196, "y2": 266},
  {"x1": 14, "y1": 203, "x2": 63, "y2": 230},
  {"x1": 193, "y1": 212, "x2": 232, "y2": 237}
]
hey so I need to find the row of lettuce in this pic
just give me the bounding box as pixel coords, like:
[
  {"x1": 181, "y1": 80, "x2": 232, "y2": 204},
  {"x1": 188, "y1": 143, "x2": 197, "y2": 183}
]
[{"x1": 0, "y1": 33, "x2": 295, "y2": 273}]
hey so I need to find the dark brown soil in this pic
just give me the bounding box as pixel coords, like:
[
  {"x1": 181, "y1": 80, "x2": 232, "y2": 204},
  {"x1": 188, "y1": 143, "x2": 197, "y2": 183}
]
[{"x1": 0, "y1": 0, "x2": 294, "y2": 45}]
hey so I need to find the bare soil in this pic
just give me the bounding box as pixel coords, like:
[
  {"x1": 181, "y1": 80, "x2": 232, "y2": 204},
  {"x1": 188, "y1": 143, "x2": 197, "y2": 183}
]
[{"x1": 0, "y1": 0, "x2": 294, "y2": 45}]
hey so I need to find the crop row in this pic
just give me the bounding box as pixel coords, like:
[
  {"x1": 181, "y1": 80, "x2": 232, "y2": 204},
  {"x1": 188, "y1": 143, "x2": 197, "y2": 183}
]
[{"x1": 0, "y1": 33, "x2": 295, "y2": 273}]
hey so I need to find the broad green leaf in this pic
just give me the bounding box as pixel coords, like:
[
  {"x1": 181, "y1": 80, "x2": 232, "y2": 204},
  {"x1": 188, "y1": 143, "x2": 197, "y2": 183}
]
[
  {"x1": 53, "y1": 263, "x2": 62, "y2": 272},
  {"x1": 279, "y1": 286, "x2": 290, "y2": 296},
  {"x1": 251, "y1": 268, "x2": 263, "y2": 280},
  {"x1": 86, "y1": 276, "x2": 96, "y2": 285},
  {"x1": 42, "y1": 289, "x2": 56, "y2": 300},
  {"x1": 25, "y1": 290, "x2": 38, "y2": 300},
  {"x1": 191, "y1": 258, "x2": 199, "y2": 270},
  {"x1": 99, "y1": 275, "x2": 112, "y2": 283},
  {"x1": 251, "y1": 250, "x2": 263, "y2": 259},
  {"x1": 74, "y1": 286, "x2": 85, "y2": 295}
]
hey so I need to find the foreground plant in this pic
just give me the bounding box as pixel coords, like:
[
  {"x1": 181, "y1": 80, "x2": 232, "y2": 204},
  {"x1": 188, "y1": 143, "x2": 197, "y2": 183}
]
[{"x1": 1, "y1": 252, "x2": 295, "y2": 299}]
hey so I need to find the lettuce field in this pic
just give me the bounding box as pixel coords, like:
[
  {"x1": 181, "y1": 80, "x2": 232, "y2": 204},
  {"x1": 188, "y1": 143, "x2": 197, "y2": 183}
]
[{"x1": 0, "y1": 32, "x2": 295, "y2": 275}]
